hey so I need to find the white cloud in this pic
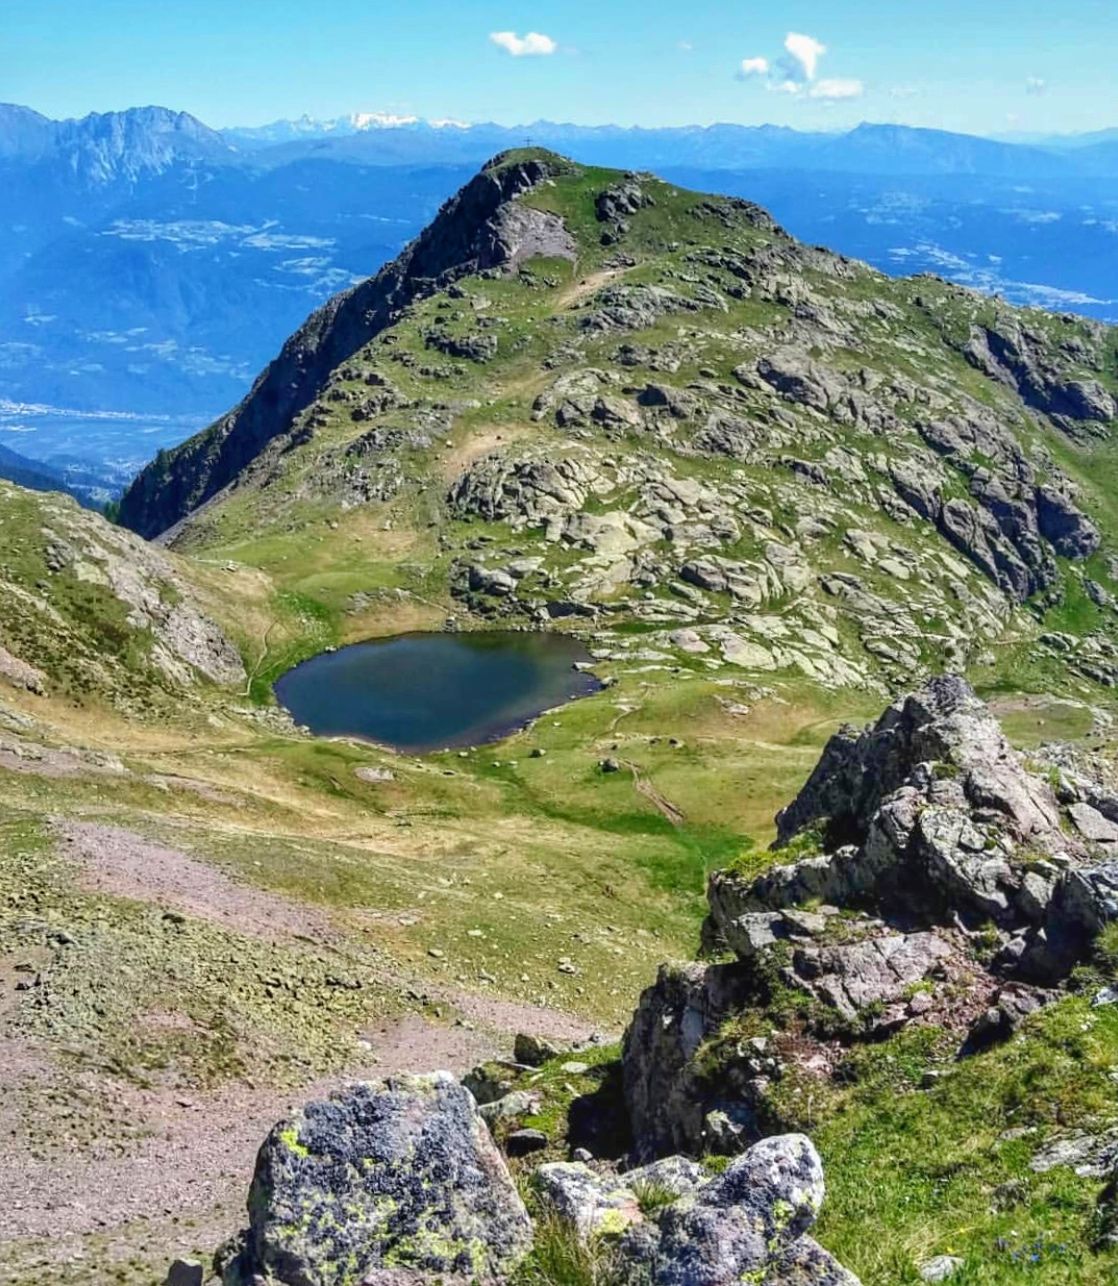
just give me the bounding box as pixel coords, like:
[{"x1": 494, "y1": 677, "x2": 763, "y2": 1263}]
[
  {"x1": 738, "y1": 56, "x2": 769, "y2": 77},
  {"x1": 784, "y1": 32, "x2": 826, "y2": 81},
  {"x1": 1026, "y1": 76, "x2": 1047, "y2": 95},
  {"x1": 678, "y1": 40, "x2": 694, "y2": 52},
  {"x1": 809, "y1": 77, "x2": 864, "y2": 100},
  {"x1": 489, "y1": 30, "x2": 557, "y2": 57},
  {"x1": 739, "y1": 29, "x2": 862, "y2": 102}
]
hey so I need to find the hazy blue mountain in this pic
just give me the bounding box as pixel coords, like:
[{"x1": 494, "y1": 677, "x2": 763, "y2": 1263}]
[
  {"x1": 1, "y1": 103, "x2": 1115, "y2": 494},
  {"x1": 663, "y1": 167, "x2": 1118, "y2": 319},
  {"x1": 0, "y1": 439, "x2": 105, "y2": 505},
  {"x1": 224, "y1": 115, "x2": 1116, "y2": 177},
  {"x1": 0, "y1": 103, "x2": 235, "y2": 180}
]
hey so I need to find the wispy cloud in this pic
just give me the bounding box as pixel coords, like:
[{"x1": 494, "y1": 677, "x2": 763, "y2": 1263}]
[
  {"x1": 1025, "y1": 76, "x2": 1047, "y2": 95},
  {"x1": 737, "y1": 56, "x2": 769, "y2": 78},
  {"x1": 810, "y1": 77, "x2": 864, "y2": 101},
  {"x1": 737, "y1": 30, "x2": 861, "y2": 100},
  {"x1": 489, "y1": 31, "x2": 557, "y2": 57}
]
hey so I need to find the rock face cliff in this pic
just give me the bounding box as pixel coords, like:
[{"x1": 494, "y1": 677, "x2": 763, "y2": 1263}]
[
  {"x1": 118, "y1": 152, "x2": 576, "y2": 539},
  {"x1": 623, "y1": 676, "x2": 1118, "y2": 1161}
]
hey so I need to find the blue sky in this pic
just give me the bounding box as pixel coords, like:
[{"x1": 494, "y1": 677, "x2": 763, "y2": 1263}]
[{"x1": 4, "y1": 0, "x2": 1115, "y2": 136}]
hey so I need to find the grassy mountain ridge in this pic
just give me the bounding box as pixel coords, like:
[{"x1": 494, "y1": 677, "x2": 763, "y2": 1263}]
[{"x1": 120, "y1": 149, "x2": 1118, "y2": 701}]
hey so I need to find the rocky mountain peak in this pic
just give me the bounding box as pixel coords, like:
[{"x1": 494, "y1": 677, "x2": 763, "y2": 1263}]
[
  {"x1": 0, "y1": 104, "x2": 235, "y2": 183},
  {"x1": 116, "y1": 152, "x2": 1117, "y2": 699},
  {"x1": 118, "y1": 149, "x2": 575, "y2": 539}
]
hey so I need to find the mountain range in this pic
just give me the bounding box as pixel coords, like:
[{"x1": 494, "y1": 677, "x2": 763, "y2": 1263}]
[
  {"x1": 1, "y1": 102, "x2": 1116, "y2": 500},
  {"x1": 222, "y1": 113, "x2": 1118, "y2": 177}
]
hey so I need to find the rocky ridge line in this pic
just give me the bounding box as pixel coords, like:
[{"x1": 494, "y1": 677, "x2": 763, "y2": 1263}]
[
  {"x1": 119, "y1": 151, "x2": 576, "y2": 539},
  {"x1": 623, "y1": 675, "x2": 1118, "y2": 1159}
]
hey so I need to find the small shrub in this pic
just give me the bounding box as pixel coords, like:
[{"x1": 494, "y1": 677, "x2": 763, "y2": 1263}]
[
  {"x1": 515, "y1": 1214, "x2": 624, "y2": 1286},
  {"x1": 631, "y1": 1177, "x2": 677, "y2": 1216}
]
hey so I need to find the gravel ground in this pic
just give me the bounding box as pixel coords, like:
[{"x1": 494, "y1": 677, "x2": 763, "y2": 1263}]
[{"x1": 0, "y1": 822, "x2": 601, "y2": 1284}]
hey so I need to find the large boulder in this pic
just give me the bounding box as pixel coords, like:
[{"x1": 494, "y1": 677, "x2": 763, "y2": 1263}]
[
  {"x1": 220, "y1": 1073, "x2": 532, "y2": 1285},
  {"x1": 618, "y1": 1136, "x2": 859, "y2": 1285}
]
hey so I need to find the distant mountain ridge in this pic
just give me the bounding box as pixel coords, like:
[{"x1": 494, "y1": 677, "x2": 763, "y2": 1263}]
[
  {"x1": 6, "y1": 103, "x2": 1117, "y2": 178},
  {"x1": 223, "y1": 113, "x2": 1118, "y2": 177},
  {"x1": 0, "y1": 102, "x2": 234, "y2": 184}
]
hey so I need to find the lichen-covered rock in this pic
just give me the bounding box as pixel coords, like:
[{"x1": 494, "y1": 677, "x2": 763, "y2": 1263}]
[
  {"x1": 534, "y1": 1156, "x2": 705, "y2": 1240},
  {"x1": 536, "y1": 1138, "x2": 857, "y2": 1285},
  {"x1": 221, "y1": 1073, "x2": 532, "y2": 1285},
  {"x1": 773, "y1": 1236, "x2": 863, "y2": 1284},
  {"x1": 617, "y1": 1136, "x2": 856, "y2": 1286}
]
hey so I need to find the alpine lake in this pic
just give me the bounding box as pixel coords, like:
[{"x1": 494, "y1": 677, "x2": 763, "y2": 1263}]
[{"x1": 274, "y1": 630, "x2": 603, "y2": 754}]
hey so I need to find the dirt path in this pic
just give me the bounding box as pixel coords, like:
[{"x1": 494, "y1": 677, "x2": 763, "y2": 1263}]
[
  {"x1": 558, "y1": 267, "x2": 623, "y2": 310},
  {"x1": 0, "y1": 1013, "x2": 503, "y2": 1283},
  {"x1": 58, "y1": 819, "x2": 340, "y2": 945},
  {"x1": 622, "y1": 759, "x2": 686, "y2": 826},
  {"x1": 437, "y1": 422, "x2": 535, "y2": 485}
]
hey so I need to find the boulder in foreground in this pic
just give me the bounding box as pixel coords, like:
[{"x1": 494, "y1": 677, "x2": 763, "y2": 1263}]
[
  {"x1": 219, "y1": 1072, "x2": 532, "y2": 1285},
  {"x1": 537, "y1": 1134, "x2": 859, "y2": 1285}
]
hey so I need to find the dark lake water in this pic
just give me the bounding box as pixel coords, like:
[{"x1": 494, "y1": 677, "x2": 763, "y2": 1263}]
[{"x1": 274, "y1": 631, "x2": 602, "y2": 754}]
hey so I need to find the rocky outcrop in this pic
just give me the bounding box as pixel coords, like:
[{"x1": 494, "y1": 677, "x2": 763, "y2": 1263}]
[
  {"x1": 596, "y1": 174, "x2": 655, "y2": 244},
  {"x1": 580, "y1": 283, "x2": 722, "y2": 333},
  {"x1": 891, "y1": 429, "x2": 1098, "y2": 601},
  {"x1": 622, "y1": 963, "x2": 754, "y2": 1160},
  {"x1": 219, "y1": 1073, "x2": 532, "y2": 1285},
  {"x1": 757, "y1": 349, "x2": 845, "y2": 413},
  {"x1": 771, "y1": 674, "x2": 1061, "y2": 854},
  {"x1": 212, "y1": 1072, "x2": 860, "y2": 1286},
  {"x1": 0, "y1": 482, "x2": 244, "y2": 695},
  {"x1": 623, "y1": 676, "x2": 1118, "y2": 1160},
  {"x1": 537, "y1": 1136, "x2": 858, "y2": 1285},
  {"x1": 963, "y1": 322, "x2": 1117, "y2": 432},
  {"x1": 448, "y1": 450, "x2": 598, "y2": 529},
  {"x1": 119, "y1": 151, "x2": 575, "y2": 538}
]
